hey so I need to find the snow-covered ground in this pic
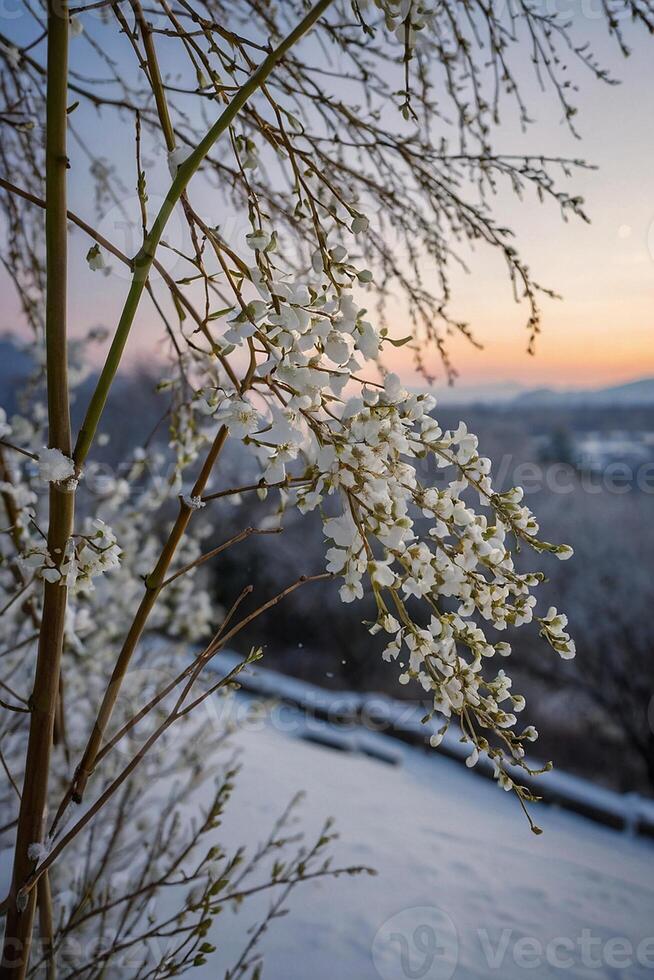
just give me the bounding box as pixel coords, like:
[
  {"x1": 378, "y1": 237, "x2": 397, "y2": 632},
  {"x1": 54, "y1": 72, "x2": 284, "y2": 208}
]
[
  {"x1": 3, "y1": 668, "x2": 653, "y2": 978},
  {"x1": 189, "y1": 692, "x2": 654, "y2": 980}
]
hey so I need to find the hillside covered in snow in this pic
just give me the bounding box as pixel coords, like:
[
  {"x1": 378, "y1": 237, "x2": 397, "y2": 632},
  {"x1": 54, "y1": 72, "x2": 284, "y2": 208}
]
[{"x1": 172, "y1": 672, "x2": 654, "y2": 980}]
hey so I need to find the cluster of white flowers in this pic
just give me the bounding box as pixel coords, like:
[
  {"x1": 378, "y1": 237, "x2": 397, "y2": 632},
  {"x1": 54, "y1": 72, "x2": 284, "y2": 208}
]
[
  {"x1": 538, "y1": 606, "x2": 576, "y2": 660},
  {"x1": 2, "y1": 390, "x2": 217, "y2": 691},
  {"x1": 18, "y1": 519, "x2": 121, "y2": 590},
  {"x1": 156, "y1": 209, "x2": 576, "y2": 805},
  {"x1": 0, "y1": 477, "x2": 36, "y2": 524}
]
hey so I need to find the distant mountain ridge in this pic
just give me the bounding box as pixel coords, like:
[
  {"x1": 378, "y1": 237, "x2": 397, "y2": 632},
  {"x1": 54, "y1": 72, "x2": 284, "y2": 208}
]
[
  {"x1": 512, "y1": 377, "x2": 654, "y2": 408},
  {"x1": 415, "y1": 376, "x2": 654, "y2": 407}
]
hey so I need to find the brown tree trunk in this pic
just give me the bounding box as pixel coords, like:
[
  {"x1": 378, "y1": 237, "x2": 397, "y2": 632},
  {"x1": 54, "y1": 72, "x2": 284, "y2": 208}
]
[{"x1": 1, "y1": 2, "x2": 71, "y2": 974}]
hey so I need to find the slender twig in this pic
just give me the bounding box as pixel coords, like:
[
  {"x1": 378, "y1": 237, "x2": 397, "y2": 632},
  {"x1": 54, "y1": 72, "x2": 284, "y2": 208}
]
[
  {"x1": 218, "y1": 573, "x2": 333, "y2": 649},
  {"x1": 202, "y1": 475, "x2": 312, "y2": 502},
  {"x1": 0, "y1": 679, "x2": 28, "y2": 706},
  {"x1": 0, "y1": 700, "x2": 29, "y2": 715},
  {"x1": 0, "y1": 636, "x2": 39, "y2": 661},
  {"x1": 159, "y1": 525, "x2": 280, "y2": 589},
  {"x1": 0, "y1": 440, "x2": 38, "y2": 462},
  {"x1": 0, "y1": 579, "x2": 35, "y2": 618},
  {"x1": 0, "y1": 745, "x2": 21, "y2": 800}
]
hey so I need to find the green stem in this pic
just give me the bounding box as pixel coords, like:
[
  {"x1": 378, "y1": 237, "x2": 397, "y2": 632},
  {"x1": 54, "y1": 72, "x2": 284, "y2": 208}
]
[
  {"x1": 69, "y1": 425, "x2": 228, "y2": 805},
  {"x1": 73, "y1": 0, "x2": 333, "y2": 468},
  {"x1": 1, "y1": 4, "x2": 72, "y2": 977}
]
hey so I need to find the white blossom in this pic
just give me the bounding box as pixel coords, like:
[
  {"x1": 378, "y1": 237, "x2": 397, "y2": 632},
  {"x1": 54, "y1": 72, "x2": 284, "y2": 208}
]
[
  {"x1": 214, "y1": 395, "x2": 261, "y2": 439},
  {"x1": 86, "y1": 244, "x2": 106, "y2": 271}
]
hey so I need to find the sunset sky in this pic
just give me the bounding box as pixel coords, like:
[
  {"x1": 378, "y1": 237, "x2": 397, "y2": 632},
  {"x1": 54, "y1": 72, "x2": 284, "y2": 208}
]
[
  {"x1": 394, "y1": 15, "x2": 654, "y2": 391},
  {"x1": 1, "y1": 5, "x2": 653, "y2": 394}
]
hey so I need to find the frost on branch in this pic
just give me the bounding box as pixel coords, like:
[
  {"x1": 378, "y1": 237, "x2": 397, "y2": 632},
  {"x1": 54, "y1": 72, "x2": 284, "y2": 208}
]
[{"x1": 37, "y1": 446, "x2": 74, "y2": 484}]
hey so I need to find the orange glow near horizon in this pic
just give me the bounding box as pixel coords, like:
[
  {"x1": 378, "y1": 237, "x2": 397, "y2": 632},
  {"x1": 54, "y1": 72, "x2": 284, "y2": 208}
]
[
  {"x1": 395, "y1": 291, "x2": 654, "y2": 391},
  {"x1": 382, "y1": 196, "x2": 654, "y2": 391}
]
